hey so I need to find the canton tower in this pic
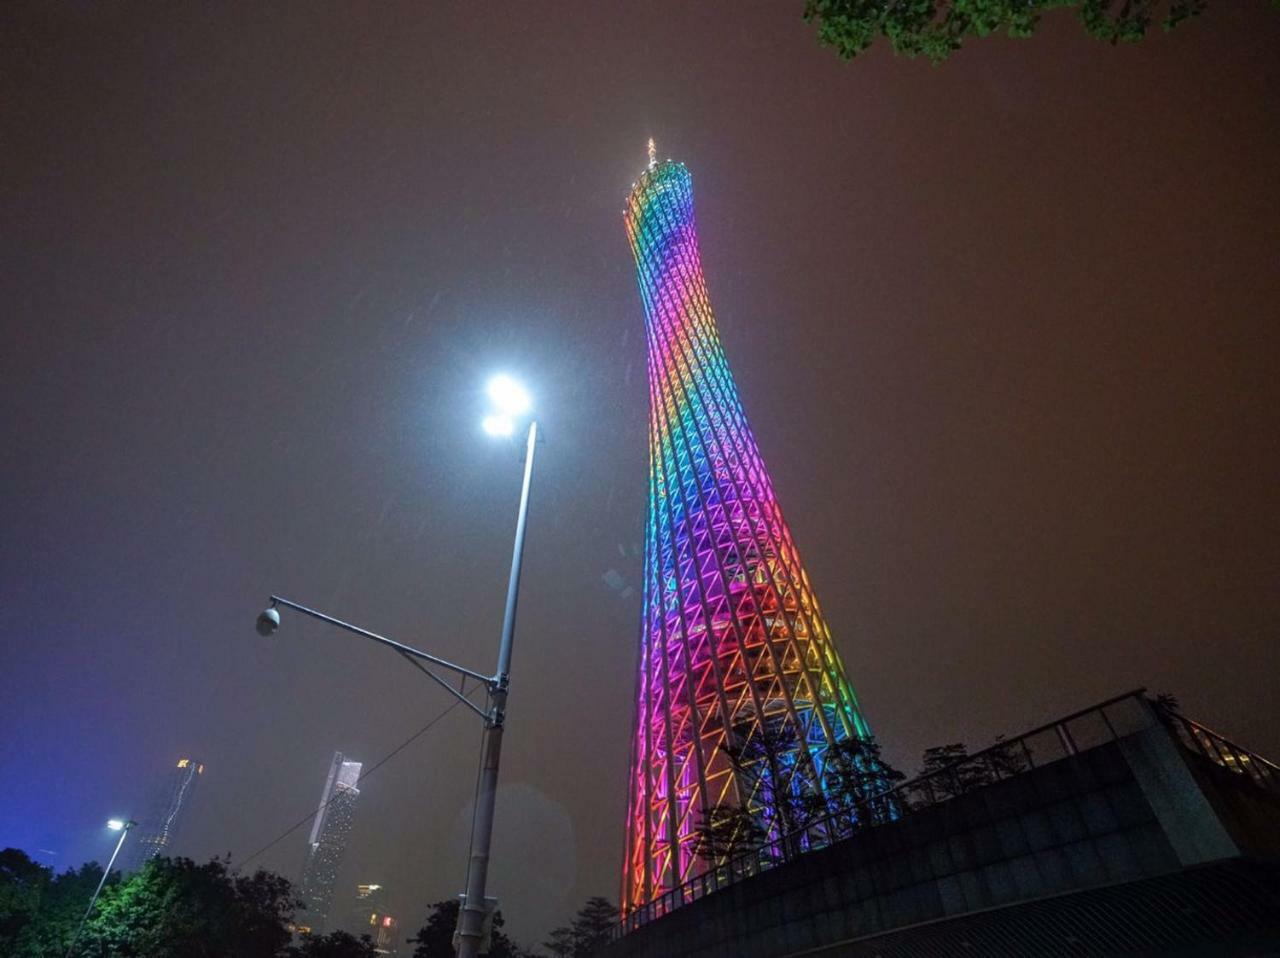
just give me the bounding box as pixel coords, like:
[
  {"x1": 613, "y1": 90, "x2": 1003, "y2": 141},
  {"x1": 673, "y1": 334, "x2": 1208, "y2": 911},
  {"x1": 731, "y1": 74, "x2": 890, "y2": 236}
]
[{"x1": 622, "y1": 142, "x2": 875, "y2": 912}]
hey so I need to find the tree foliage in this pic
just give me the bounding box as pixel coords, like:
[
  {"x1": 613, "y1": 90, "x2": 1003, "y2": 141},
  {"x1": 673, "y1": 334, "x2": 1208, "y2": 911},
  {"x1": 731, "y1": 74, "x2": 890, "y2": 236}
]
[
  {"x1": 802, "y1": 0, "x2": 1270, "y2": 63},
  {"x1": 78, "y1": 856, "x2": 299, "y2": 958},
  {"x1": 691, "y1": 723, "x2": 808, "y2": 865},
  {"x1": 0, "y1": 852, "x2": 115, "y2": 958},
  {"x1": 567, "y1": 897, "x2": 619, "y2": 956},
  {"x1": 541, "y1": 926, "x2": 576, "y2": 958},
  {"x1": 692, "y1": 805, "x2": 773, "y2": 863},
  {"x1": 0, "y1": 849, "x2": 373, "y2": 958},
  {"x1": 918, "y1": 742, "x2": 992, "y2": 798},
  {"x1": 692, "y1": 726, "x2": 906, "y2": 867},
  {"x1": 287, "y1": 930, "x2": 380, "y2": 958},
  {"x1": 407, "y1": 898, "x2": 530, "y2": 958},
  {"x1": 542, "y1": 897, "x2": 620, "y2": 958},
  {"x1": 915, "y1": 737, "x2": 1033, "y2": 801},
  {"x1": 807, "y1": 736, "x2": 904, "y2": 831}
]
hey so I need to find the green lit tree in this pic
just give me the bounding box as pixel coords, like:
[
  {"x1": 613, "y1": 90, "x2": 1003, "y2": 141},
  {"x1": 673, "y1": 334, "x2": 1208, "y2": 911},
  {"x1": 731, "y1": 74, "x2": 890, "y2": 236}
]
[
  {"x1": 76, "y1": 856, "x2": 298, "y2": 958},
  {"x1": 0, "y1": 850, "x2": 394, "y2": 958},
  {"x1": 0, "y1": 849, "x2": 53, "y2": 955},
  {"x1": 0, "y1": 852, "x2": 109, "y2": 958},
  {"x1": 803, "y1": 1, "x2": 1273, "y2": 63}
]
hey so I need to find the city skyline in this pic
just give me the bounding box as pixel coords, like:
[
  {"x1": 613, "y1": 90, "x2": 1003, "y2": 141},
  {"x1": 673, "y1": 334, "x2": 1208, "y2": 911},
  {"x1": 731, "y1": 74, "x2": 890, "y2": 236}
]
[{"x1": 2, "y1": 2, "x2": 1277, "y2": 944}]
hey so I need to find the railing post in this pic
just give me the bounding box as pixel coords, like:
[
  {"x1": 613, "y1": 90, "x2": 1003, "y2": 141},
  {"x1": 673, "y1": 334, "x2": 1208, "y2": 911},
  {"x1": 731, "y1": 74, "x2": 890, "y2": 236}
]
[
  {"x1": 1055, "y1": 721, "x2": 1077, "y2": 756},
  {"x1": 1098, "y1": 707, "x2": 1119, "y2": 740}
]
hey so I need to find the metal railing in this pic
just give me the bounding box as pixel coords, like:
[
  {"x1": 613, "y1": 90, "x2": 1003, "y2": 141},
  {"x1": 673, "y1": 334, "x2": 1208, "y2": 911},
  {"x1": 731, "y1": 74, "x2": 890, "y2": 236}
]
[
  {"x1": 614, "y1": 688, "x2": 1182, "y2": 939},
  {"x1": 1159, "y1": 707, "x2": 1280, "y2": 796}
]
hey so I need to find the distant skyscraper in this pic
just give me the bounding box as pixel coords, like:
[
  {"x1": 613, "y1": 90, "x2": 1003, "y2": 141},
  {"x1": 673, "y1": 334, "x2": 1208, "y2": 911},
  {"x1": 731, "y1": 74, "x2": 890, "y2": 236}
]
[
  {"x1": 297, "y1": 752, "x2": 362, "y2": 935},
  {"x1": 620, "y1": 147, "x2": 877, "y2": 911},
  {"x1": 123, "y1": 757, "x2": 204, "y2": 872},
  {"x1": 344, "y1": 883, "x2": 399, "y2": 956}
]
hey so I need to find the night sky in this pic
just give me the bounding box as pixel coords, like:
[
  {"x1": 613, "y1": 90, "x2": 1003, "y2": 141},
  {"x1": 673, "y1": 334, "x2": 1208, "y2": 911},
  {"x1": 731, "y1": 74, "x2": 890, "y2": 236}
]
[{"x1": 2, "y1": 1, "x2": 1278, "y2": 947}]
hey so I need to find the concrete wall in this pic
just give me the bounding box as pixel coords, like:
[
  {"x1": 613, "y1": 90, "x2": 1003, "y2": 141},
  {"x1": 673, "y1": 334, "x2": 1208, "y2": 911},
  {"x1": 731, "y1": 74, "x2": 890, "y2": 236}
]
[{"x1": 605, "y1": 727, "x2": 1277, "y2": 958}]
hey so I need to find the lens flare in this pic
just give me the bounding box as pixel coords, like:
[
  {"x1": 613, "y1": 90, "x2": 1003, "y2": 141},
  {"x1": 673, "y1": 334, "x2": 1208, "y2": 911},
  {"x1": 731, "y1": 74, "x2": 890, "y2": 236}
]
[
  {"x1": 486, "y1": 375, "x2": 531, "y2": 416},
  {"x1": 482, "y1": 414, "x2": 515, "y2": 437}
]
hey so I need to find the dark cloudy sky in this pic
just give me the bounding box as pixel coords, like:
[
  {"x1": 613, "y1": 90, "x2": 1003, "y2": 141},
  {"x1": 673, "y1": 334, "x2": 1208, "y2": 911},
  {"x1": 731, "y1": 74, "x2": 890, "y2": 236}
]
[{"x1": 2, "y1": 1, "x2": 1278, "y2": 948}]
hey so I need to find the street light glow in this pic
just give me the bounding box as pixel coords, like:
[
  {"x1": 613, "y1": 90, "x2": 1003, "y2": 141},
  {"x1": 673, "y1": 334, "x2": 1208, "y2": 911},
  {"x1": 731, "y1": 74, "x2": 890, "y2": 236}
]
[
  {"x1": 482, "y1": 414, "x2": 515, "y2": 437},
  {"x1": 106, "y1": 819, "x2": 126, "y2": 831},
  {"x1": 486, "y1": 375, "x2": 531, "y2": 417}
]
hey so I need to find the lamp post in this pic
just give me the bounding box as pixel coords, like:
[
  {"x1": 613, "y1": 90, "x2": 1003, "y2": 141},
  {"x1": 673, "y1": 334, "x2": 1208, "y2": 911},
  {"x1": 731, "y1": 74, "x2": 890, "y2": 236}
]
[
  {"x1": 456, "y1": 375, "x2": 536, "y2": 958},
  {"x1": 256, "y1": 374, "x2": 538, "y2": 958},
  {"x1": 64, "y1": 818, "x2": 135, "y2": 958}
]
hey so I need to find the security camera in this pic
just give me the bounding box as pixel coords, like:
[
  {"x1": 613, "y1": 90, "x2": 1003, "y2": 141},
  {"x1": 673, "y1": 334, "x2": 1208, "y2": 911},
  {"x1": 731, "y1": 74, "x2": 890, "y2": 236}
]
[{"x1": 256, "y1": 607, "x2": 280, "y2": 637}]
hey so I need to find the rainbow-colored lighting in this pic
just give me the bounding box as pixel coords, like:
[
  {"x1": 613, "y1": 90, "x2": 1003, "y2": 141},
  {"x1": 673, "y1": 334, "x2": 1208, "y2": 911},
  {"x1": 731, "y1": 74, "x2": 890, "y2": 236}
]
[{"x1": 621, "y1": 155, "x2": 874, "y2": 912}]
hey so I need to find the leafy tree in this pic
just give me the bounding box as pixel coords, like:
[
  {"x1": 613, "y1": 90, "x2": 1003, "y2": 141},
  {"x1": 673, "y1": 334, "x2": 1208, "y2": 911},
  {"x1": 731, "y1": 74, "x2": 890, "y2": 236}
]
[
  {"x1": 692, "y1": 804, "x2": 773, "y2": 864},
  {"x1": 0, "y1": 850, "x2": 390, "y2": 958},
  {"x1": 288, "y1": 929, "x2": 380, "y2": 958},
  {"x1": 802, "y1": 0, "x2": 1271, "y2": 64},
  {"x1": 566, "y1": 896, "x2": 619, "y2": 957},
  {"x1": 76, "y1": 856, "x2": 298, "y2": 958},
  {"x1": 541, "y1": 926, "x2": 575, "y2": 957},
  {"x1": 693, "y1": 726, "x2": 907, "y2": 865},
  {"x1": 918, "y1": 742, "x2": 995, "y2": 798},
  {"x1": 0, "y1": 854, "x2": 109, "y2": 958},
  {"x1": 0, "y1": 849, "x2": 50, "y2": 950},
  {"x1": 919, "y1": 742, "x2": 970, "y2": 775},
  {"x1": 540, "y1": 898, "x2": 620, "y2": 958},
  {"x1": 809, "y1": 737, "x2": 905, "y2": 833},
  {"x1": 408, "y1": 898, "x2": 528, "y2": 958},
  {"x1": 986, "y1": 734, "x2": 1030, "y2": 779},
  {"x1": 691, "y1": 722, "x2": 807, "y2": 865}
]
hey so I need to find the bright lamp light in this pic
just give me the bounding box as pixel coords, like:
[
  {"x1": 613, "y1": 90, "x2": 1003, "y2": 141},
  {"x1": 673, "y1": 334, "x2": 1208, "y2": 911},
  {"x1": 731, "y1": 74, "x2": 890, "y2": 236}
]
[
  {"x1": 107, "y1": 819, "x2": 126, "y2": 831},
  {"x1": 482, "y1": 414, "x2": 514, "y2": 437},
  {"x1": 486, "y1": 375, "x2": 531, "y2": 417}
]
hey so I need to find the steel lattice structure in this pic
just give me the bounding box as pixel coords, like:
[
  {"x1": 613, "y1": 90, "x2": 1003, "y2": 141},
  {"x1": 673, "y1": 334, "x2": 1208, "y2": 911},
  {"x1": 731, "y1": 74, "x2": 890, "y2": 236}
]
[{"x1": 621, "y1": 150, "x2": 875, "y2": 912}]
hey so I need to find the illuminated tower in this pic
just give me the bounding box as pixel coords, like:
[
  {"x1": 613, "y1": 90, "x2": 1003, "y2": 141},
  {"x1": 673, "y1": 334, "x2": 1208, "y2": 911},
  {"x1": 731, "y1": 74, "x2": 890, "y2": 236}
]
[
  {"x1": 298, "y1": 752, "x2": 362, "y2": 934},
  {"x1": 123, "y1": 757, "x2": 204, "y2": 872},
  {"x1": 621, "y1": 145, "x2": 875, "y2": 911}
]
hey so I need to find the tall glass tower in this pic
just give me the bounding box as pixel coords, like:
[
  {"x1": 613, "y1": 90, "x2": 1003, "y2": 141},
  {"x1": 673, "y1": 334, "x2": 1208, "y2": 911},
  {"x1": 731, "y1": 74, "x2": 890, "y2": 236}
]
[
  {"x1": 298, "y1": 752, "x2": 362, "y2": 934},
  {"x1": 122, "y1": 757, "x2": 204, "y2": 873},
  {"x1": 621, "y1": 145, "x2": 875, "y2": 912}
]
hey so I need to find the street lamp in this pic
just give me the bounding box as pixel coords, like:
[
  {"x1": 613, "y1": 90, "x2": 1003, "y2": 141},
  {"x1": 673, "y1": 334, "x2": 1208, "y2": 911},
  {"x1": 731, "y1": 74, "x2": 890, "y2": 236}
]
[
  {"x1": 64, "y1": 818, "x2": 136, "y2": 958},
  {"x1": 256, "y1": 374, "x2": 538, "y2": 958}
]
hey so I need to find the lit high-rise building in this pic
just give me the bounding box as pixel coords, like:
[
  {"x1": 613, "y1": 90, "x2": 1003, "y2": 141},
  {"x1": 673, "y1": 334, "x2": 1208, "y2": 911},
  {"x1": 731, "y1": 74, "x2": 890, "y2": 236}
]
[
  {"x1": 344, "y1": 883, "x2": 398, "y2": 956},
  {"x1": 621, "y1": 144, "x2": 877, "y2": 911},
  {"x1": 297, "y1": 752, "x2": 362, "y2": 935},
  {"x1": 123, "y1": 757, "x2": 204, "y2": 872}
]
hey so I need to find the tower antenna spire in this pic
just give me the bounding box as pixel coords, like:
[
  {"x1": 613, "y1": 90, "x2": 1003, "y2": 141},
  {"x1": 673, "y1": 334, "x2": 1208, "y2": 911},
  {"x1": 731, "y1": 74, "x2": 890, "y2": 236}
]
[{"x1": 647, "y1": 137, "x2": 656, "y2": 170}]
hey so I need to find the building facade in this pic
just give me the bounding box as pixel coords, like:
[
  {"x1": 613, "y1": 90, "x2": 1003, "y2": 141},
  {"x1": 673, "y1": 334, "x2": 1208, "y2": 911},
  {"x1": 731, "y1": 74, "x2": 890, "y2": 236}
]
[
  {"x1": 297, "y1": 752, "x2": 362, "y2": 935},
  {"x1": 605, "y1": 691, "x2": 1280, "y2": 958},
  {"x1": 621, "y1": 146, "x2": 876, "y2": 912},
  {"x1": 344, "y1": 883, "x2": 398, "y2": 956},
  {"x1": 122, "y1": 757, "x2": 204, "y2": 872}
]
